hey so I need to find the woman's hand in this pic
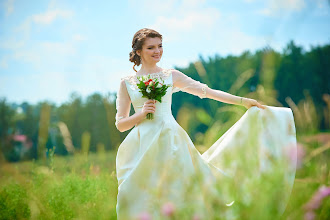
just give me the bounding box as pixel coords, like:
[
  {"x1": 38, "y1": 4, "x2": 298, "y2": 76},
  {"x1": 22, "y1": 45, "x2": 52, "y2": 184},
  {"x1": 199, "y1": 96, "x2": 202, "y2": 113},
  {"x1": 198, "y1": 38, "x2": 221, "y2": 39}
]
[
  {"x1": 241, "y1": 98, "x2": 266, "y2": 109},
  {"x1": 141, "y1": 99, "x2": 156, "y2": 116}
]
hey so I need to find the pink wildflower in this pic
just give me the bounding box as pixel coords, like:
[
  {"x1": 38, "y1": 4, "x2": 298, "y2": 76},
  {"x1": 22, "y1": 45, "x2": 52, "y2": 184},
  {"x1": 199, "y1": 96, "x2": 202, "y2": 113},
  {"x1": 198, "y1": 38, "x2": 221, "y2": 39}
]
[
  {"x1": 284, "y1": 142, "x2": 305, "y2": 169},
  {"x1": 161, "y1": 202, "x2": 175, "y2": 217},
  {"x1": 137, "y1": 211, "x2": 152, "y2": 220},
  {"x1": 304, "y1": 185, "x2": 330, "y2": 211},
  {"x1": 303, "y1": 185, "x2": 330, "y2": 220},
  {"x1": 304, "y1": 211, "x2": 316, "y2": 220},
  {"x1": 296, "y1": 143, "x2": 306, "y2": 168},
  {"x1": 192, "y1": 213, "x2": 201, "y2": 220}
]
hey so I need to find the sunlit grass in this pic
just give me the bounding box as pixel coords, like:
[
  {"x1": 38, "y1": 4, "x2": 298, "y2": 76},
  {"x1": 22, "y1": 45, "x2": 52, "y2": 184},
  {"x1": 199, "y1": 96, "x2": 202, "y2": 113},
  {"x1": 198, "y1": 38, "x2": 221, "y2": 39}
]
[
  {"x1": 0, "y1": 151, "x2": 118, "y2": 220},
  {"x1": 0, "y1": 131, "x2": 329, "y2": 220}
]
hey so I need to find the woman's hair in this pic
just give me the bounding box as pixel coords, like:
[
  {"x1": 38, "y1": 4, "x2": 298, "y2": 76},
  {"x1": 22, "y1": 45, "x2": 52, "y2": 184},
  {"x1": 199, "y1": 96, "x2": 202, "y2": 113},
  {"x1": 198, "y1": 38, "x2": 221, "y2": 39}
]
[{"x1": 129, "y1": 28, "x2": 162, "y2": 72}]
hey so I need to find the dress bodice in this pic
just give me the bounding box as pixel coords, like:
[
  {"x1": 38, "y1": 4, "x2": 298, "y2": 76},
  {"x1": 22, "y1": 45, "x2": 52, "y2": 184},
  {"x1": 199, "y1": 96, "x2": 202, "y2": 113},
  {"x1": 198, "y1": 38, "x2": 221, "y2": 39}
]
[
  {"x1": 115, "y1": 68, "x2": 209, "y2": 128},
  {"x1": 121, "y1": 69, "x2": 175, "y2": 119}
]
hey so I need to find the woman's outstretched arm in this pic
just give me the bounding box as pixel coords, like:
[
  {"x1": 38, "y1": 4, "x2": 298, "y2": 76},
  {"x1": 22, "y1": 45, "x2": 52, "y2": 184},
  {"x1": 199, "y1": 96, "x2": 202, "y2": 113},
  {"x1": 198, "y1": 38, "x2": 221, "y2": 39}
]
[
  {"x1": 172, "y1": 69, "x2": 265, "y2": 109},
  {"x1": 206, "y1": 88, "x2": 265, "y2": 109}
]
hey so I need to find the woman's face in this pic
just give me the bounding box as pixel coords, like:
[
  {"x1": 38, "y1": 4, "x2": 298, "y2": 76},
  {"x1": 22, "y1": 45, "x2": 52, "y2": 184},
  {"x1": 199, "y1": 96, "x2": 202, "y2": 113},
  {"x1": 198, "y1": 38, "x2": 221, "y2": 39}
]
[{"x1": 137, "y1": 37, "x2": 163, "y2": 65}]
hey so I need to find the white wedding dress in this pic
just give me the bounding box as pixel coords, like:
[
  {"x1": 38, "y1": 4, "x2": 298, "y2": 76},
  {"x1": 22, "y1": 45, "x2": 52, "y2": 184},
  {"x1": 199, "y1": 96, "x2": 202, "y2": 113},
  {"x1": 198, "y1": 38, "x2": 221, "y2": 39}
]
[{"x1": 114, "y1": 68, "x2": 297, "y2": 219}]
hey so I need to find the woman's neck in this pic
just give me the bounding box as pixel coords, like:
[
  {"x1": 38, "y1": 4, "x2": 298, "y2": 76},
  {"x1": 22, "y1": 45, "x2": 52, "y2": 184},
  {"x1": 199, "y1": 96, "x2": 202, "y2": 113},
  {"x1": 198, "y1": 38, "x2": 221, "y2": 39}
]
[{"x1": 136, "y1": 65, "x2": 163, "y2": 75}]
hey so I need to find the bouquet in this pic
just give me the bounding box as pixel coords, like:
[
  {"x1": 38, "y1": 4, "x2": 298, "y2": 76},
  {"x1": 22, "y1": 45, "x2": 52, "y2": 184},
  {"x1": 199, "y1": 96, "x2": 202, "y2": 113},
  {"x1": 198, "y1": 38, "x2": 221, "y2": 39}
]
[{"x1": 136, "y1": 75, "x2": 172, "y2": 120}]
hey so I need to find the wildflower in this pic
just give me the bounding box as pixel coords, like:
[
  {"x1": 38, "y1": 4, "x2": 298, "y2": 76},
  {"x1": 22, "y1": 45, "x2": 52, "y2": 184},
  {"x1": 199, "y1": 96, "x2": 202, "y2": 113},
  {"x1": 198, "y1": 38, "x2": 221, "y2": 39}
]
[
  {"x1": 192, "y1": 213, "x2": 201, "y2": 220},
  {"x1": 161, "y1": 202, "x2": 175, "y2": 217},
  {"x1": 304, "y1": 211, "x2": 316, "y2": 220},
  {"x1": 137, "y1": 211, "x2": 152, "y2": 220},
  {"x1": 304, "y1": 185, "x2": 330, "y2": 211},
  {"x1": 284, "y1": 142, "x2": 305, "y2": 169},
  {"x1": 296, "y1": 143, "x2": 305, "y2": 169},
  {"x1": 303, "y1": 185, "x2": 330, "y2": 220}
]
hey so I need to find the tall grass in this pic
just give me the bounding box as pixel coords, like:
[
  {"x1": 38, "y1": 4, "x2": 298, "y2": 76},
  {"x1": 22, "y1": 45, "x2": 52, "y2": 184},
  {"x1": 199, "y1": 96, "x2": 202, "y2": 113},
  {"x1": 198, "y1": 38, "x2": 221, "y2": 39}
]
[
  {"x1": 1, "y1": 129, "x2": 329, "y2": 220},
  {"x1": 0, "y1": 150, "x2": 118, "y2": 220}
]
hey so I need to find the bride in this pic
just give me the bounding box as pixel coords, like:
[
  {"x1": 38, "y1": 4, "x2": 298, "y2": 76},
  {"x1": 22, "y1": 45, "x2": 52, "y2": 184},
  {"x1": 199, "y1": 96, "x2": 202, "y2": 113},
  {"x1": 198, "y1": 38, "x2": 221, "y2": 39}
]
[{"x1": 115, "y1": 28, "x2": 296, "y2": 219}]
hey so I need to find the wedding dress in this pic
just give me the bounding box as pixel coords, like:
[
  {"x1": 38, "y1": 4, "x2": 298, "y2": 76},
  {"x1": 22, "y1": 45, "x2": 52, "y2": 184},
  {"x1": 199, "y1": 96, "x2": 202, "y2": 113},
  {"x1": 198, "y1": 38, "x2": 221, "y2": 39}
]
[{"x1": 115, "y1": 68, "x2": 297, "y2": 219}]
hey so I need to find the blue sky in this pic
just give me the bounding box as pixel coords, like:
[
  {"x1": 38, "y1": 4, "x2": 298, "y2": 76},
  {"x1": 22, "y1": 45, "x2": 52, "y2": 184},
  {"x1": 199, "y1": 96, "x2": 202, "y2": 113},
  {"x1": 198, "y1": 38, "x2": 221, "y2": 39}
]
[{"x1": 1, "y1": 0, "x2": 329, "y2": 105}]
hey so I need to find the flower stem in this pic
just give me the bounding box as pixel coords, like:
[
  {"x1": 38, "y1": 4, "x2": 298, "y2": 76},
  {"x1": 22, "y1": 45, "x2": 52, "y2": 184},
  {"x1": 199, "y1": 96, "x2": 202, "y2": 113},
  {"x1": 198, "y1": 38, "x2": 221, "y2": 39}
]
[{"x1": 146, "y1": 113, "x2": 154, "y2": 120}]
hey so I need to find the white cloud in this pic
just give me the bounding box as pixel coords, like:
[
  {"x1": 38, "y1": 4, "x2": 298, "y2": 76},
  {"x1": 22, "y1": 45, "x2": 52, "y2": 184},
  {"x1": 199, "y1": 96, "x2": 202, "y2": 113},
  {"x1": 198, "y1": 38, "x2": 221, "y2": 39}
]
[
  {"x1": 128, "y1": 0, "x2": 176, "y2": 13},
  {"x1": 272, "y1": 0, "x2": 305, "y2": 11},
  {"x1": 41, "y1": 41, "x2": 76, "y2": 56},
  {"x1": 13, "y1": 18, "x2": 31, "y2": 40},
  {"x1": 0, "y1": 56, "x2": 9, "y2": 69},
  {"x1": 137, "y1": 0, "x2": 267, "y2": 62},
  {"x1": 213, "y1": 28, "x2": 268, "y2": 55},
  {"x1": 32, "y1": 9, "x2": 73, "y2": 25},
  {"x1": 146, "y1": 0, "x2": 221, "y2": 43},
  {"x1": 12, "y1": 3, "x2": 74, "y2": 42},
  {"x1": 243, "y1": 0, "x2": 258, "y2": 3},
  {"x1": 12, "y1": 50, "x2": 41, "y2": 67},
  {"x1": 153, "y1": 9, "x2": 220, "y2": 33},
  {"x1": 5, "y1": 1, "x2": 76, "y2": 69},
  {"x1": 143, "y1": 0, "x2": 267, "y2": 57},
  {"x1": 313, "y1": 0, "x2": 330, "y2": 16},
  {"x1": 259, "y1": 0, "x2": 306, "y2": 16},
  {"x1": 0, "y1": 39, "x2": 25, "y2": 50},
  {"x1": 4, "y1": 0, "x2": 14, "y2": 17},
  {"x1": 72, "y1": 34, "x2": 87, "y2": 42},
  {"x1": 316, "y1": 0, "x2": 327, "y2": 8},
  {"x1": 182, "y1": 0, "x2": 206, "y2": 8},
  {"x1": 10, "y1": 41, "x2": 77, "y2": 71}
]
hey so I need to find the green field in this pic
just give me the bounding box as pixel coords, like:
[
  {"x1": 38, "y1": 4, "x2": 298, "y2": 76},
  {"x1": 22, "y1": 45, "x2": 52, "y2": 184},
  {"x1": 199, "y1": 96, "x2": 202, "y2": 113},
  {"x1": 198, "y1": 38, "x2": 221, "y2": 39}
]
[{"x1": 1, "y1": 132, "x2": 329, "y2": 220}]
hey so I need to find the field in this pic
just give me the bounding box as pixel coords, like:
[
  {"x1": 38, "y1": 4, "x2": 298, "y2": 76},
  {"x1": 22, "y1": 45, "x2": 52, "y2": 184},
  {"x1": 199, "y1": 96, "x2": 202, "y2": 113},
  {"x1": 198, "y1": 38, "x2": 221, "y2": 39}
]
[{"x1": 1, "y1": 132, "x2": 329, "y2": 220}]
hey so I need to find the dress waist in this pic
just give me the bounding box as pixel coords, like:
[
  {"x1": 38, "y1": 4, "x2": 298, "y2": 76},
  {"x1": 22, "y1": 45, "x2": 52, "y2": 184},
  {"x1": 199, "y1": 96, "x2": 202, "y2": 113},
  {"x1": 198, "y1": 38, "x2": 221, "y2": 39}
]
[
  {"x1": 134, "y1": 107, "x2": 175, "y2": 127},
  {"x1": 134, "y1": 103, "x2": 172, "y2": 118}
]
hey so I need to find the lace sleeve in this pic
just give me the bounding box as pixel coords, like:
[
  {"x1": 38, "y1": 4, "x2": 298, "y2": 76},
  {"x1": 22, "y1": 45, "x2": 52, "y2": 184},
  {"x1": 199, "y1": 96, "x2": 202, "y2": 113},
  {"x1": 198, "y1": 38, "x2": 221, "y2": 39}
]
[
  {"x1": 172, "y1": 69, "x2": 209, "y2": 99},
  {"x1": 115, "y1": 79, "x2": 131, "y2": 130}
]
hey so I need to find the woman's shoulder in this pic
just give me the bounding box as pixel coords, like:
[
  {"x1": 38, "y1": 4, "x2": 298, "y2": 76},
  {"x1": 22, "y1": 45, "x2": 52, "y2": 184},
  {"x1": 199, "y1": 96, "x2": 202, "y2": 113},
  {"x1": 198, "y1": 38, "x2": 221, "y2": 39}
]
[
  {"x1": 167, "y1": 69, "x2": 187, "y2": 81},
  {"x1": 162, "y1": 68, "x2": 177, "y2": 77},
  {"x1": 120, "y1": 75, "x2": 133, "y2": 81},
  {"x1": 120, "y1": 74, "x2": 137, "y2": 86}
]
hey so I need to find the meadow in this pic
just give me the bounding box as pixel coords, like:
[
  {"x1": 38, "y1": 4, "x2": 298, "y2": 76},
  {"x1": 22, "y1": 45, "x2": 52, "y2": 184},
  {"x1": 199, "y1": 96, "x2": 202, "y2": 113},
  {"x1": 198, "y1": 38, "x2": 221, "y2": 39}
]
[{"x1": 0, "y1": 130, "x2": 329, "y2": 219}]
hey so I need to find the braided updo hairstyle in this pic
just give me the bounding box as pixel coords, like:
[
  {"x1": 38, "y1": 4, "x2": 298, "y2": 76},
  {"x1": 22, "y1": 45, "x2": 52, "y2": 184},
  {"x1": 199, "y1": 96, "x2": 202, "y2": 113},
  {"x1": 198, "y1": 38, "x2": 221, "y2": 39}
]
[{"x1": 129, "y1": 28, "x2": 163, "y2": 72}]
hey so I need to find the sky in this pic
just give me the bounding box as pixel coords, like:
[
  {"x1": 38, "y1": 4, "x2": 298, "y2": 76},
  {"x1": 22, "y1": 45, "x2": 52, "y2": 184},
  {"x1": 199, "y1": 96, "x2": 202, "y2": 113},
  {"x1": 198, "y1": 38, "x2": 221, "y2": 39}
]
[{"x1": 1, "y1": 0, "x2": 329, "y2": 106}]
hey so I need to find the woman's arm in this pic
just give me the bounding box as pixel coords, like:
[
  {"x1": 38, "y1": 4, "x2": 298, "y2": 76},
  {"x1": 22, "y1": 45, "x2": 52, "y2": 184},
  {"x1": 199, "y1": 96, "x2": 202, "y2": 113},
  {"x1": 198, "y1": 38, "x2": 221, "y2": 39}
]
[
  {"x1": 116, "y1": 112, "x2": 145, "y2": 132},
  {"x1": 206, "y1": 88, "x2": 265, "y2": 109},
  {"x1": 115, "y1": 80, "x2": 145, "y2": 132},
  {"x1": 115, "y1": 80, "x2": 158, "y2": 132},
  {"x1": 172, "y1": 69, "x2": 265, "y2": 109},
  {"x1": 206, "y1": 87, "x2": 243, "y2": 105}
]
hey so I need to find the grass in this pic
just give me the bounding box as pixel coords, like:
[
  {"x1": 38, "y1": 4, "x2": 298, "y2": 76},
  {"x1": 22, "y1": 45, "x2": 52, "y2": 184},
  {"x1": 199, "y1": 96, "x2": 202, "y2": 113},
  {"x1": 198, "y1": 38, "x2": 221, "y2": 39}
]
[
  {"x1": 0, "y1": 150, "x2": 118, "y2": 220},
  {"x1": 0, "y1": 133, "x2": 329, "y2": 220}
]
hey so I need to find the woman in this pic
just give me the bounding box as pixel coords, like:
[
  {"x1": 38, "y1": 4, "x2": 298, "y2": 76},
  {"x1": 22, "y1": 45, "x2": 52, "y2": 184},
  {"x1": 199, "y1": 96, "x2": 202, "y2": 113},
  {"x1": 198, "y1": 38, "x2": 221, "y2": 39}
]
[{"x1": 115, "y1": 28, "x2": 297, "y2": 219}]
